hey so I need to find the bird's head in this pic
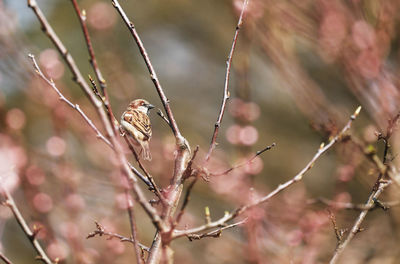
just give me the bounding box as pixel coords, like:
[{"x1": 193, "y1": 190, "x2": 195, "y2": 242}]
[{"x1": 128, "y1": 99, "x2": 155, "y2": 114}]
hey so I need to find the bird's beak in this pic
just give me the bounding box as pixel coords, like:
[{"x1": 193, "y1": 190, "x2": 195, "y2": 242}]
[{"x1": 147, "y1": 104, "x2": 155, "y2": 110}]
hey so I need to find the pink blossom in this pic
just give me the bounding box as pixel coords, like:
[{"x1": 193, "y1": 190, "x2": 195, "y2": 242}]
[
  {"x1": 5, "y1": 108, "x2": 26, "y2": 130},
  {"x1": 25, "y1": 165, "x2": 45, "y2": 186},
  {"x1": 319, "y1": 11, "x2": 347, "y2": 60},
  {"x1": 287, "y1": 229, "x2": 303, "y2": 246},
  {"x1": 226, "y1": 124, "x2": 241, "y2": 145},
  {"x1": 33, "y1": 192, "x2": 53, "y2": 213},
  {"x1": 242, "y1": 102, "x2": 260, "y2": 122},
  {"x1": 65, "y1": 193, "x2": 86, "y2": 212},
  {"x1": 244, "y1": 156, "x2": 264, "y2": 175},
  {"x1": 334, "y1": 192, "x2": 351, "y2": 204},
  {"x1": 59, "y1": 221, "x2": 80, "y2": 239},
  {"x1": 239, "y1": 126, "x2": 258, "y2": 146},
  {"x1": 115, "y1": 192, "x2": 133, "y2": 210},
  {"x1": 46, "y1": 136, "x2": 66, "y2": 157},
  {"x1": 337, "y1": 164, "x2": 355, "y2": 182},
  {"x1": 0, "y1": 136, "x2": 24, "y2": 193},
  {"x1": 352, "y1": 20, "x2": 376, "y2": 50},
  {"x1": 39, "y1": 49, "x2": 64, "y2": 80},
  {"x1": 88, "y1": 2, "x2": 117, "y2": 30},
  {"x1": 106, "y1": 238, "x2": 126, "y2": 255},
  {"x1": 47, "y1": 241, "x2": 69, "y2": 261}
]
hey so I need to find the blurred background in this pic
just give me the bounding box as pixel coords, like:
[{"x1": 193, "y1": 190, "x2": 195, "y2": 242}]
[{"x1": 1, "y1": 0, "x2": 400, "y2": 263}]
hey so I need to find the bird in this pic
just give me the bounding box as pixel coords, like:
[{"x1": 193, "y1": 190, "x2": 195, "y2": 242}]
[{"x1": 120, "y1": 99, "x2": 155, "y2": 161}]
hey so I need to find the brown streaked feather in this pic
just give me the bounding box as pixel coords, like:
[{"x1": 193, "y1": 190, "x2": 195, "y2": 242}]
[{"x1": 124, "y1": 109, "x2": 152, "y2": 140}]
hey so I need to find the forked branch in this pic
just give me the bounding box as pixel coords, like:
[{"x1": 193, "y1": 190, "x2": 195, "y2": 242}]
[
  {"x1": 205, "y1": 0, "x2": 250, "y2": 161},
  {"x1": 1, "y1": 187, "x2": 53, "y2": 264},
  {"x1": 172, "y1": 107, "x2": 361, "y2": 239}
]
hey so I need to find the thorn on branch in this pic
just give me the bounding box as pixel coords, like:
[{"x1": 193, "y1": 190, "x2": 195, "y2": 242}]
[
  {"x1": 157, "y1": 109, "x2": 171, "y2": 128},
  {"x1": 372, "y1": 198, "x2": 389, "y2": 211}
]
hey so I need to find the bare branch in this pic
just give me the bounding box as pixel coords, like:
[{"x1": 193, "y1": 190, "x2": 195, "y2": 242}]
[
  {"x1": 182, "y1": 145, "x2": 200, "y2": 180},
  {"x1": 126, "y1": 191, "x2": 144, "y2": 264},
  {"x1": 29, "y1": 57, "x2": 165, "y2": 234},
  {"x1": 173, "y1": 107, "x2": 361, "y2": 239},
  {"x1": 174, "y1": 178, "x2": 198, "y2": 227},
  {"x1": 212, "y1": 143, "x2": 276, "y2": 176},
  {"x1": 329, "y1": 110, "x2": 398, "y2": 264},
  {"x1": 205, "y1": 0, "x2": 250, "y2": 161},
  {"x1": 27, "y1": 0, "x2": 105, "y2": 116},
  {"x1": 329, "y1": 180, "x2": 391, "y2": 264},
  {"x1": 186, "y1": 219, "x2": 247, "y2": 241},
  {"x1": 87, "y1": 221, "x2": 149, "y2": 252},
  {"x1": 171, "y1": 146, "x2": 201, "y2": 234},
  {"x1": 28, "y1": 54, "x2": 112, "y2": 148},
  {"x1": 70, "y1": 0, "x2": 107, "y2": 95},
  {"x1": 29, "y1": 54, "x2": 154, "y2": 191},
  {"x1": 328, "y1": 210, "x2": 347, "y2": 244},
  {"x1": 70, "y1": 0, "x2": 120, "y2": 147},
  {"x1": 1, "y1": 187, "x2": 53, "y2": 264},
  {"x1": 309, "y1": 197, "x2": 400, "y2": 211},
  {"x1": 157, "y1": 109, "x2": 172, "y2": 128},
  {"x1": 0, "y1": 252, "x2": 13, "y2": 264},
  {"x1": 28, "y1": 0, "x2": 164, "y2": 228},
  {"x1": 110, "y1": 1, "x2": 195, "y2": 262},
  {"x1": 121, "y1": 133, "x2": 166, "y2": 204},
  {"x1": 111, "y1": 0, "x2": 183, "y2": 140}
]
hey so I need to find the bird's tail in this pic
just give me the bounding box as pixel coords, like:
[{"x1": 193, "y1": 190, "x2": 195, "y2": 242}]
[{"x1": 140, "y1": 141, "x2": 152, "y2": 161}]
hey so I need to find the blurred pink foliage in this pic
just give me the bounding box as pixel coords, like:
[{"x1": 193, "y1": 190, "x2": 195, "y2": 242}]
[{"x1": 2, "y1": 0, "x2": 400, "y2": 263}]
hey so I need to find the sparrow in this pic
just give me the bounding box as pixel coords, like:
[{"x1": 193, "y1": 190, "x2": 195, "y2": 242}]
[{"x1": 120, "y1": 99, "x2": 155, "y2": 161}]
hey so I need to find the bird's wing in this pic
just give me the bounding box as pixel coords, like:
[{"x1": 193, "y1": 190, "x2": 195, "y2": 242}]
[{"x1": 123, "y1": 110, "x2": 152, "y2": 139}]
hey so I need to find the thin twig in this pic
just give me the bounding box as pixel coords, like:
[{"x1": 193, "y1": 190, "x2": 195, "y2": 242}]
[
  {"x1": 170, "y1": 147, "x2": 200, "y2": 234},
  {"x1": 186, "y1": 219, "x2": 247, "y2": 241},
  {"x1": 27, "y1": 0, "x2": 106, "y2": 118},
  {"x1": 329, "y1": 180, "x2": 391, "y2": 264},
  {"x1": 327, "y1": 210, "x2": 347, "y2": 244},
  {"x1": 29, "y1": 55, "x2": 152, "y2": 189},
  {"x1": 329, "y1": 111, "x2": 399, "y2": 264},
  {"x1": 1, "y1": 187, "x2": 53, "y2": 264},
  {"x1": 157, "y1": 109, "x2": 172, "y2": 128},
  {"x1": 174, "y1": 178, "x2": 198, "y2": 227},
  {"x1": 87, "y1": 221, "x2": 149, "y2": 252},
  {"x1": 111, "y1": 0, "x2": 182, "y2": 140},
  {"x1": 309, "y1": 197, "x2": 400, "y2": 211},
  {"x1": 72, "y1": 0, "x2": 161, "y2": 195},
  {"x1": 172, "y1": 107, "x2": 361, "y2": 239},
  {"x1": 122, "y1": 133, "x2": 166, "y2": 204},
  {"x1": 29, "y1": 0, "x2": 167, "y2": 237},
  {"x1": 70, "y1": 0, "x2": 121, "y2": 146},
  {"x1": 70, "y1": 0, "x2": 107, "y2": 95},
  {"x1": 126, "y1": 191, "x2": 144, "y2": 264},
  {"x1": 212, "y1": 143, "x2": 276, "y2": 176},
  {"x1": 28, "y1": 54, "x2": 112, "y2": 148},
  {"x1": 0, "y1": 253, "x2": 13, "y2": 264},
  {"x1": 30, "y1": 55, "x2": 165, "y2": 232},
  {"x1": 205, "y1": 0, "x2": 249, "y2": 161},
  {"x1": 111, "y1": 2, "x2": 192, "y2": 262}
]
